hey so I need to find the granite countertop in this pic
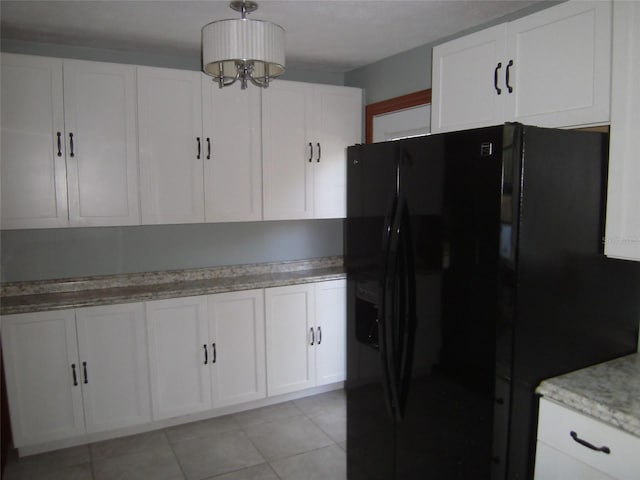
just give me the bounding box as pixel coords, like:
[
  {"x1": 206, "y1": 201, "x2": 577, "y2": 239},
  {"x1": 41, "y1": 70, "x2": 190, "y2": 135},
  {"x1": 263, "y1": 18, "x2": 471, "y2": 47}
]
[
  {"x1": 0, "y1": 256, "x2": 345, "y2": 315},
  {"x1": 536, "y1": 353, "x2": 640, "y2": 438}
]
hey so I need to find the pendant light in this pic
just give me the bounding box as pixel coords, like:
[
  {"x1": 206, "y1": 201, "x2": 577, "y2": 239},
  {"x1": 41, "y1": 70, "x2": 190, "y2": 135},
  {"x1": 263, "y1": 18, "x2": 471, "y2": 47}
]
[{"x1": 201, "y1": 1, "x2": 285, "y2": 89}]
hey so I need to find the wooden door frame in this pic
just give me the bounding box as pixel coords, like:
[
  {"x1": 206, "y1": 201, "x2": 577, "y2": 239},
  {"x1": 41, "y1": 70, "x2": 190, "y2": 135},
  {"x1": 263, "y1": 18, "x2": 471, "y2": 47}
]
[{"x1": 365, "y1": 89, "x2": 432, "y2": 143}]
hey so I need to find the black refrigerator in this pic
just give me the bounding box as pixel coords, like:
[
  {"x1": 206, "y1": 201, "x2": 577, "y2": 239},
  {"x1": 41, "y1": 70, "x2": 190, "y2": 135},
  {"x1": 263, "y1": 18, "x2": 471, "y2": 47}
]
[{"x1": 345, "y1": 123, "x2": 640, "y2": 480}]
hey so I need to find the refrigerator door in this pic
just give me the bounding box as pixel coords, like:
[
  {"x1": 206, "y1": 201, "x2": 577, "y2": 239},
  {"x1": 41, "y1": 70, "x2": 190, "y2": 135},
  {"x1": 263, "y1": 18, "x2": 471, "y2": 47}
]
[
  {"x1": 346, "y1": 141, "x2": 399, "y2": 480},
  {"x1": 394, "y1": 129, "x2": 503, "y2": 479}
]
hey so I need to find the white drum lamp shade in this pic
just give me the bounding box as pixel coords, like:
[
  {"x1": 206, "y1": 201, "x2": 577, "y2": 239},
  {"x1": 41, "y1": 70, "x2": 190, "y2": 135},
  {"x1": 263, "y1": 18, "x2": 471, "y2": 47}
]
[{"x1": 202, "y1": 1, "x2": 285, "y2": 90}]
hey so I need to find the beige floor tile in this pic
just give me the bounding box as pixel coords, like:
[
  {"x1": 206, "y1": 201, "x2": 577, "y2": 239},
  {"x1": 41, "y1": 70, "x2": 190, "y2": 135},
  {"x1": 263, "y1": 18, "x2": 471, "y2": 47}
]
[{"x1": 269, "y1": 444, "x2": 346, "y2": 480}]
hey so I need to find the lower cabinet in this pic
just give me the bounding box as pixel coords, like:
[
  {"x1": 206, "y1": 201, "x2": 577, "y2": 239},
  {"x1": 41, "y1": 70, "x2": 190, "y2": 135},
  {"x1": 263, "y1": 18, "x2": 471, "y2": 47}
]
[
  {"x1": 534, "y1": 398, "x2": 640, "y2": 480},
  {"x1": 1, "y1": 280, "x2": 343, "y2": 451},
  {"x1": 145, "y1": 289, "x2": 266, "y2": 420},
  {"x1": 1, "y1": 303, "x2": 151, "y2": 447},
  {"x1": 265, "y1": 279, "x2": 346, "y2": 396}
]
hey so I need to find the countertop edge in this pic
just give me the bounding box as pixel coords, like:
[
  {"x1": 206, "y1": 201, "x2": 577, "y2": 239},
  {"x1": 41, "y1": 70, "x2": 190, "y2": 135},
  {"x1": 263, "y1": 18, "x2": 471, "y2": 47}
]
[
  {"x1": 1, "y1": 258, "x2": 345, "y2": 315},
  {"x1": 536, "y1": 353, "x2": 640, "y2": 438}
]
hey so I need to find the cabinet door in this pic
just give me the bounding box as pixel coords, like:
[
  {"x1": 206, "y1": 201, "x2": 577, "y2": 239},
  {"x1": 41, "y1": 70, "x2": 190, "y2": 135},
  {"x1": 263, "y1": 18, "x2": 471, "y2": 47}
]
[
  {"x1": 505, "y1": 1, "x2": 611, "y2": 127},
  {"x1": 208, "y1": 290, "x2": 266, "y2": 408},
  {"x1": 605, "y1": 0, "x2": 640, "y2": 262},
  {"x1": 146, "y1": 296, "x2": 211, "y2": 420},
  {"x1": 534, "y1": 441, "x2": 614, "y2": 480},
  {"x1": 313, "y1": 86, "x2": 361, "y2": 219},
  {"x1": 431, "y1": 24, "x2": 506, "y2": 134},
  {"x1": 265, "y1": 284, "x2": 316, "y2": 395},
  {"x1": 0, "y1": 54, "x2": 68, "y2": 229},
  {"x1": 202, "y1": 76, "x2": 262, "y2": 222},
  {"x1": 314, "y1": 280, "x2": 347, "y2": 385},
  {"x1": 75, "y1": 303, "x2": 151, "y2": 433},
  {"x1": 63, "y1": 60, "x2": 140, "y2": 226},
  {"x1": 1, "y1": 310, "x2": 84, "y2": 447},
  {"x1": 262, "y1": 80, "x2": 314, "y2": 220},
  {"x1": 138, "y1": 67, "x2": 204, "y2": 224}
]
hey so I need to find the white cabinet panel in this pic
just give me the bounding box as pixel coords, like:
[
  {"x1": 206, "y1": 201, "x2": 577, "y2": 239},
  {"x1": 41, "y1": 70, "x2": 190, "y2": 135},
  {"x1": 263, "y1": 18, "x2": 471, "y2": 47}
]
[
  {"x1": 431, "y1": 24, "x2": 506, "y2": 133},
  {"x1": 202, "y1": 77, "x2": 262, "y2": 222},
  {"x1": 265, "y1": 284, "x2": 316, "y2": 395},
  {"x1": 63, "y1": 61, "x2": 139, "y2": 226},
  {"x1": 605, "y1": 0, "x2": 640, "y2": 262},
  {"x1": 208, "y1": 289, "x2": 266, "y2": 407},
  {"x1": 63, "y1": 60, "x2": 140, "y2": 226},
  {"x1": 506, "y1": 0, "x2": 611, "y2": 127},
  {"x1": 146, "y1": 296, "x2": 211, "y2": 420},
  {"x1": 313, "y1": 86, "x2": 361, "y2": 219},
  {"x1": 75, "y1": 303, "x2": 151, "y2": 433},
  {"x1": 535, "y1": 398, "x2": 640, "y2": 480},
  {"x1": 1, "y1": 310, "x2": 84, "y2": 447},
  {"x1": 262, "y1": 81, "x2": 314, "y2": 220},
  {"x1": 314, "y1": 279, "x2": 346, "y2": 385},
  {"x1": 1, "y1": 54, "x2": 68, "y2": 229},
  {"x1": 138, "y1": 67, "x2": 204, "y2": 224}
]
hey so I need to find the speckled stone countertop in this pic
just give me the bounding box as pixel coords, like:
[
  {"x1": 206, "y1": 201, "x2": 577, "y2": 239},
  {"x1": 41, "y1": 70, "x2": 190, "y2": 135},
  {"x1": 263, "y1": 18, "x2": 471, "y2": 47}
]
[
  {"x1": 536, "y1": 353, "x2": 640, "y2": 438},
  {"x1": 0, "y1": 256, "x2": 345, "y2": 315}
]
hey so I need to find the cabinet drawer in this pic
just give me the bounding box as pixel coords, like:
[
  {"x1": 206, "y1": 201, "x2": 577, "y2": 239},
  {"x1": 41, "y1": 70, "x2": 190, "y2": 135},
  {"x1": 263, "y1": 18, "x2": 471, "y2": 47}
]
[{"x1": 537, "y1": 398, "x2": 640, "y2": 480}]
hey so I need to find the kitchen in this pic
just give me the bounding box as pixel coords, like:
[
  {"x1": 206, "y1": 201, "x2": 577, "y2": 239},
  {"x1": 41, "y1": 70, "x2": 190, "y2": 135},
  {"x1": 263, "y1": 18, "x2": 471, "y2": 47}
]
[{"x1": 1, "y1": 1, "x2": 639, "y2": 479}]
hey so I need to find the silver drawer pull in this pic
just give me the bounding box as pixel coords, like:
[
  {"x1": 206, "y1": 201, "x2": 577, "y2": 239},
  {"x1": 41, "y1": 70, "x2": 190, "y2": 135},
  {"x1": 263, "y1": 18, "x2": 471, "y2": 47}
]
[{"x1": 570, "y1": 431, "x2": 611, "y2": 454}]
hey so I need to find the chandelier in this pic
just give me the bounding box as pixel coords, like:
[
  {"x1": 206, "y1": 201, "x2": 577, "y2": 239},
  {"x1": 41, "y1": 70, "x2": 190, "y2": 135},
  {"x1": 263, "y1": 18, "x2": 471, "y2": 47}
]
[{"x1": 201, "y1": 1, "x2": 286, "y2": 89}]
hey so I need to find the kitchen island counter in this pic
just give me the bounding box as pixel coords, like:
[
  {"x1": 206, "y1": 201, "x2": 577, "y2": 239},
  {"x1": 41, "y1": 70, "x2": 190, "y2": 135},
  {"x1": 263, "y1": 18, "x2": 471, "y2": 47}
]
[
  {"x1": 1, "y1": 256, "x2": 344, "y2": 315},
  {"x1": 536, "y1": 353, "x2": 640, "y2": 438}
]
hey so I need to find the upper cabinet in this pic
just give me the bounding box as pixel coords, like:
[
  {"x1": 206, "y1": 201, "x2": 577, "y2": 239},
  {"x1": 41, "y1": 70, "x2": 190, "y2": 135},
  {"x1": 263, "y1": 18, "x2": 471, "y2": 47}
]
[
  {"x1": 202, "y1": 76, "x2": 263, "y2": 223},
  {"x1": 604, "y1": 1, "x2": 640, "y2": 262},
  {"x1": 1, "y1": 54, "x2": 140, "y2": 228},
  {"x1": 262, "y1": 80, "x2": 362, "y2": 220},
  {"x1": 431, "y1": 1, "x2": 612, "y2": 133},
  {"x1": 137, "y1": 67, "x2": 205, "y2": 224},
  {"x1": 1, "y1": 56, "x2": 361, "y2": 228}
]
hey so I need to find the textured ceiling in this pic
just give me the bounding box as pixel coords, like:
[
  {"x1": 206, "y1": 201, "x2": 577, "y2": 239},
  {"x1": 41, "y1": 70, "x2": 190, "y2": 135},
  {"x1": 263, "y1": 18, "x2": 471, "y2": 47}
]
[{"x1": 1, "y1": 0, "x2": 546, "y2": 72}]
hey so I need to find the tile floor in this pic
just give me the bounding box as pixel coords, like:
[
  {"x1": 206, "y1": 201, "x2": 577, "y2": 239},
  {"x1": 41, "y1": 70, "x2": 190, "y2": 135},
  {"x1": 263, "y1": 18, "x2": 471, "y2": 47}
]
[{"x1": 3, "y1": 389, "x2": 346, "y2": 480}]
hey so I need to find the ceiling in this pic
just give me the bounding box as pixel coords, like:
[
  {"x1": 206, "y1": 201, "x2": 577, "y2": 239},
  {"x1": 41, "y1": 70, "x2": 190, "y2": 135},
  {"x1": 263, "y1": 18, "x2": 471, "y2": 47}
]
[{"x1": 1, "y1": 0, "x2": 547, "y2": 73}]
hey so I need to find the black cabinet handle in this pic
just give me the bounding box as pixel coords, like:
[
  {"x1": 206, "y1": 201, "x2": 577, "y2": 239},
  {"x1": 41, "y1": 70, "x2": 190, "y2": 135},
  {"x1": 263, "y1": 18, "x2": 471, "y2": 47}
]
[
  {"x1": 570, "y1": 431, "x2": 610, "y2": 454},
  {"x1": 316, "y1": 142, "x2": 321, "y2": 162},
  {"x1": 82, "y1": 361, "x2": 88, "y2": 384},
  {"x1": 57, "y1": 132, "x2": 62, "y2": 157},
  {"x1": 317, "y1": 326, "x2": 322, "y2": 345},
  {"x1": 308, "y1": 142, "x2": 313, "y2": 163},
  {"x1": 506, "y1": 60, "x2": 514, "y2": 94},
  {"x1": 494, "y1": 62, "x2": 502, "y2": 95},
  {"x1": 204, "y1": 344, "x2": 208, "y2": 364},
  {"x1": 212, "y1": 343, "x2": 217, "y2": 363},
  {"x1": 197, "y1": 137, "x2": 201, "y2": 159},
  {"x1": 69, "y1": 133, "x2": 75, "y2": 158},
  {"x1": 71, "y1": 363, "x2": 78, "y2": 386},
  {"x1": 206, "y1": 138, "x2": 211, "y2": 160},
  {"x1": 310, "y1": 327, "x2": 315, "y2": 346}
]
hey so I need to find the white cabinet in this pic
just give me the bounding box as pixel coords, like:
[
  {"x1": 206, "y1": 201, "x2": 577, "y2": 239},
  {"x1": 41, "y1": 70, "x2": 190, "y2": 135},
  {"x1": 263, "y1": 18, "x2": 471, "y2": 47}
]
[
  {"x1": 265, "y1": 283, "x2": 316, "y2": 395},
  {"x1": 604, "y1": 1, "x2": 640, "y2": 262},
  {"x1": 432, "y1": 1, "x2": 612, "y2": 133},
  {"x1": 146, "y1": 290, "x2": 266, "y2": 419},
  {"x1": 202, "y1": 77, "x2": 263, "y2": 222},
  {"x1": 75, "y1": 304, "x2": 151, "y2": 433},
  {"x1": 534, "y1": 398, "x2": 640, "y2": 480},
  {"x1": 1, "y1": 303, "x2": 150, "y2": 447},
  {"x1": 138, "y1": 67, "x2": 205, "y2": 224},
  {"x1": 208, "y1": 289, "x2": 266, "y2": 407},
  {"x1": 314, "y1": 279, "x2": 347, "y2": 385},
  {"x1": 63, "y1": 60, "x2": 140, "y2": 226},
  {"x1": 262, "y1": 80, "x2": 361, "y2": 220},
  {"x1": 146, "y1": 295, "x2": 211, "y2": 420},
  {"x1": 265, "y1": 280, "x2": 346, "y2": 396},
  {"x1": 1, "y1": 54, "x2": 139, "y2": 228}
]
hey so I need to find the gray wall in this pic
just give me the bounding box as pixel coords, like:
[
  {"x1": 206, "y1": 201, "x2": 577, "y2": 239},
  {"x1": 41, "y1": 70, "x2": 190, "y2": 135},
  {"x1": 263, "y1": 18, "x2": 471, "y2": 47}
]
[{"x1": 1, "y1": 220, "x2": 343, "y2": 282}]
